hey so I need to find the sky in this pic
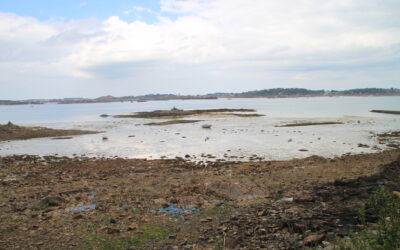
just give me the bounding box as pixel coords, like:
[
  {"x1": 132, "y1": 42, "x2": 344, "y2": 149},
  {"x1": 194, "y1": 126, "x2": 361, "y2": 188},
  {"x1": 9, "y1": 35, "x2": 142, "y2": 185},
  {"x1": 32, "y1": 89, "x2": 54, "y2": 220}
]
[{"x1": 0, "y1": 0, "x2": 400, "y2": 99}]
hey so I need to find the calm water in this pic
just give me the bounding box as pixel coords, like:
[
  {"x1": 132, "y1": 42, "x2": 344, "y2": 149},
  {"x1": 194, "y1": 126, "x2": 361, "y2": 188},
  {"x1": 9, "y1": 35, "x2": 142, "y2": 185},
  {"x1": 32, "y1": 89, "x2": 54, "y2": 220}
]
[
  {"x1": 0, "y1": 96, "x2": 399, "y2": 160},
  {"x1": 1, "y1": 96, "x2": 399, "y2": 124}
]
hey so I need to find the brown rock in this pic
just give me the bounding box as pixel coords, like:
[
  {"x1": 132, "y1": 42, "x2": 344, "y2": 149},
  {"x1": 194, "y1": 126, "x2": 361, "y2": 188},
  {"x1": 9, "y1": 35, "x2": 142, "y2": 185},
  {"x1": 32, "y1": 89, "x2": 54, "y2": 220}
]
[
  {"x1": 304, "y1": 234, "x2": 325, "y2": 246},
  {"x1": 257, "y1": 210, "x2": 268, "y2": 216},
  {"x1": 392, "y1": 191, "x2": 400, "y2": 198},
  {"x1": 153, "y1": 198, "x2": 168, "y2": 207},
  {"x1": 225, "y1": 236, "x2": 240, "y2": 249},
  {"x1": 73, "y1": 214, "x2": 84, "y2": 220},
  {"x1": 31, "y1": 196, "x2": 65, "y2": 210},
  {"x1": 105, "y1": 227, "x2": 120, "y2": 234}
]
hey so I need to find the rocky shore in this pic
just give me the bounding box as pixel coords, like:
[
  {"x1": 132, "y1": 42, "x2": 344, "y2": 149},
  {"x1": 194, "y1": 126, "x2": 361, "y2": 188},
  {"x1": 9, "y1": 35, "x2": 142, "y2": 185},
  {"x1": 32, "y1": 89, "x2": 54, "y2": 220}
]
[{"x1": 1, "y1": 149, "x2": 400, "y2": 249}]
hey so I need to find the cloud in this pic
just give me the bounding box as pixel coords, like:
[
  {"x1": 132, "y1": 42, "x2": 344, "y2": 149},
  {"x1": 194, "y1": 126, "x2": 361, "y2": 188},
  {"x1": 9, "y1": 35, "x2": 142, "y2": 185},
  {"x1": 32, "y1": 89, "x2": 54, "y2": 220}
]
[
  {"x1": 124, "y1": 5, "x2": 156, "y2": 15},
  {"x1": 0, "y1": 0, "x2": 400, "y2": 99}
]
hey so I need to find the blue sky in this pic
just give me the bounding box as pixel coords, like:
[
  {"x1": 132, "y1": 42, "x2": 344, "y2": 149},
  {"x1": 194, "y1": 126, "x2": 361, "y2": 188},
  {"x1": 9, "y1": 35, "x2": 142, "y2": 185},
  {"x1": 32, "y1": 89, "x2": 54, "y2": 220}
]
[
  {"x1": 0, "y1": 0, "x2": 164, "y2": 23},
  {"x1": 0, "y1": 0, "x2": 399, "y2": 99}
]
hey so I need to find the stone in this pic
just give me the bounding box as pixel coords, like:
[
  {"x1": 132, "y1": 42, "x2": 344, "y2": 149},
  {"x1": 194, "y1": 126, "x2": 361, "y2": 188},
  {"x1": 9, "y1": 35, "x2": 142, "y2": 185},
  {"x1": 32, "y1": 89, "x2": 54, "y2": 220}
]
[
  {"x1": 225, "y1": 236, "x2": 240, "y2": 249},
  {"x1": 304, "y1": 234, "x2": 325, "y2": 246},
  {"x1": 31, "y1": 197, "x2": 65, "y2": 210},
  {"x1": 153, "y1": 198, "x2": 168, "y2": 207},
  {"x1": 392, "y1": 191, "x2": 400, "y2": 198},
  {"x1": 257, "y1": 210, "x2": 268, "y2": 216}
]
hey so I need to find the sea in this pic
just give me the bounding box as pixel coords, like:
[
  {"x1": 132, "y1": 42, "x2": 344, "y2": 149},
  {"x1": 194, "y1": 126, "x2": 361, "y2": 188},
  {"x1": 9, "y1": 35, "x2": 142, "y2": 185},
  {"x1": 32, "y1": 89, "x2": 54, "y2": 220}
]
[{"x1": 0, "y1": 96, "x2": 399, "y2": 161}]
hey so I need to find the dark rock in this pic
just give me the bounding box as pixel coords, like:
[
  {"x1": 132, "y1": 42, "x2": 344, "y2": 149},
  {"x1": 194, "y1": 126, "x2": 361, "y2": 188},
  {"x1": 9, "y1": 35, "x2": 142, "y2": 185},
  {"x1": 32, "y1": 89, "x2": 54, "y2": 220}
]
[{"x1": 31, "y1": 196, "x2": 65, "y2": 210}]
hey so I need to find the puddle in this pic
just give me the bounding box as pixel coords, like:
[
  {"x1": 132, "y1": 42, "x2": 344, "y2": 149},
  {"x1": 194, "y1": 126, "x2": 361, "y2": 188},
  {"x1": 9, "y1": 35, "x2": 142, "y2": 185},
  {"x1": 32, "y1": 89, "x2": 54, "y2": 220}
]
[
  {"x1": 151, "y1": 203, "x2": 200, "y2": 215},
  {"x1": 278, "y1": 197, "x2": 293, "y2": 202},
  {"x1": 87, "y1": 194, "x2": 96, "y2": 199},
  {"x1": 70, "y1": 204, "x2": 96, "y2": 212}
]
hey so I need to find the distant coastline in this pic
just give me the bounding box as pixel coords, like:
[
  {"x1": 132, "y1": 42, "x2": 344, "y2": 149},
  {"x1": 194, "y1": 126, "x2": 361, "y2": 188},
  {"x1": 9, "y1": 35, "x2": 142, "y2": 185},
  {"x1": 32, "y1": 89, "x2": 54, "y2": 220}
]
[{"x1": 1, "y1": 87, "x2": 399, "y2": 105}]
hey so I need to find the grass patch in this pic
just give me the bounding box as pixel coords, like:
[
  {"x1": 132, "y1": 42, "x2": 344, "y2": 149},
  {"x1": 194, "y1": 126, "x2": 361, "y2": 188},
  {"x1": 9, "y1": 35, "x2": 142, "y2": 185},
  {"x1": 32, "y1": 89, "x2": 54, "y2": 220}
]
[
  {"x1": 337, "y1": 187, "x2": 400, "y2": 249},
  {"x1": 83, "y1": 225, "x2": 168, "y2": 250}
]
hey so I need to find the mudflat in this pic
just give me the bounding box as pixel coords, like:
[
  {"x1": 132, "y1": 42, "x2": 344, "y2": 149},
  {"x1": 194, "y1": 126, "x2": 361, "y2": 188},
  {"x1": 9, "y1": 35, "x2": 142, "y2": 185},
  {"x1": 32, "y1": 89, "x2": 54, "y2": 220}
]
[
  {"x1": 276, "y1": 122, "x2": 343, "y2": 127},
  {"x1": 113, "y1": 108, "x2": 260, "y2": 119},
  {"x1": 0, "y1": 122, "x2": 98, "y2": 141},
  {"x1": 370, "y1": 110, "x2": 400, "y2": 115},
  {"x1": 143, "y1": 120, "x2": 202, "y2": 126}
]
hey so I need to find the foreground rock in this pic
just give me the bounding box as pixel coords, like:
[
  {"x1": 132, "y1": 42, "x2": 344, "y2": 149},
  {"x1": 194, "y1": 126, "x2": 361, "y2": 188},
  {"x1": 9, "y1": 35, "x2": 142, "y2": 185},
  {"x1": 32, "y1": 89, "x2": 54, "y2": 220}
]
[{"x1": 0, "y1": 150, "x2": 399, "y2": 249}]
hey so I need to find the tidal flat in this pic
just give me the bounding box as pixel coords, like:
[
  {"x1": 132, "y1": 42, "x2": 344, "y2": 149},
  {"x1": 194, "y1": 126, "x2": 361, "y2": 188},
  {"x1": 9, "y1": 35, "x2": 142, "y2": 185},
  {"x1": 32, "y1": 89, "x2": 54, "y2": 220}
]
[
  {"x1": 1, "y1": 97, "x2": 400, "y2": 248},
  {"x1": 0, "y1": 122, "x2": 98, "y2": 141}
]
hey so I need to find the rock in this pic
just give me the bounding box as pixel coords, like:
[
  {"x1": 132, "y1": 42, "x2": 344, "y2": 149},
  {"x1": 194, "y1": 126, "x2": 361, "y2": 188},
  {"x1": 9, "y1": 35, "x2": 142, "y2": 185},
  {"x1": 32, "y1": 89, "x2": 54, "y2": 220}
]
[
  {"x1": 105, "y1": 227, "x2": 120, "y2": 234},
  {"x1": 392, "y1": 191, "x2": 400, "y2": 198},
  {"x1": 153, "y1": 198, "x2": 168, "y2": 207},
  {"x1": 73, "y1": 214, "x2": 84, "y2": 220},
  {"x1": 304, "y1": 234, "x2": 326, "y2": 246},
  {"x1": 333, "y1": 179, "x2": 347, "y2": 186},
  {"x1": 257, "y1": 210, "x2": 268, "y2": 216},
  {"x1": 127, "y1": 224, "x2": 137, "y2": 231},
  {"x1": 31, "y1": 197, "x2": 65, "y2": 210},
  {"x1": 225, "y1": 236, "x2": 240, "y2": 249}
]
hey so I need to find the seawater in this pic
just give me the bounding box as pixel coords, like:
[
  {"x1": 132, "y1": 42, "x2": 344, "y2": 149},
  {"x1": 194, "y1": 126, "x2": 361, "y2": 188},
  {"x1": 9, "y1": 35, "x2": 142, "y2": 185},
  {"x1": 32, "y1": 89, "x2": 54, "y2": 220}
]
[{"x1": 0, "y1": 96, "x2": 399, "y2": 160}]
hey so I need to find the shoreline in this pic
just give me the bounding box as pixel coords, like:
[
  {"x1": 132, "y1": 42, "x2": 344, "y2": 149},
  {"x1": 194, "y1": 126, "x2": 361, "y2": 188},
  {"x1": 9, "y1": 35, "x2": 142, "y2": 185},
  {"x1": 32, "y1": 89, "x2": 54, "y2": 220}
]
[
  {"x1": 1, "y1": 93, "x2": 399, "y2": 106},
  {"x1": 1, "y1": 149, "x2": 400, "y2": 249}
]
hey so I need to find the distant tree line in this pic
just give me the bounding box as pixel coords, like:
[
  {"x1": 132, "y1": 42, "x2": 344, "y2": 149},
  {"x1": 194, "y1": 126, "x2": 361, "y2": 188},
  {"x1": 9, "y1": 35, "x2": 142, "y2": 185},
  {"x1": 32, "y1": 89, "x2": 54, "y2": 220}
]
[
  {"x1": 233, "y1": 88, "x2": 400, "y2": 97},
  {"x1": 1, "y1": 88, "x2": 399, "y2": 105}
]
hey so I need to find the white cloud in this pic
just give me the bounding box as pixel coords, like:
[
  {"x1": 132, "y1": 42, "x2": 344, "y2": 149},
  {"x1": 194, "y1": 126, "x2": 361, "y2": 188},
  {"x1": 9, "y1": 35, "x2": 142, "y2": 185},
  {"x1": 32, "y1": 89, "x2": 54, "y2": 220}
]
[{"x1": 0, "y1": 0, "x2": 400, "y2": 99}]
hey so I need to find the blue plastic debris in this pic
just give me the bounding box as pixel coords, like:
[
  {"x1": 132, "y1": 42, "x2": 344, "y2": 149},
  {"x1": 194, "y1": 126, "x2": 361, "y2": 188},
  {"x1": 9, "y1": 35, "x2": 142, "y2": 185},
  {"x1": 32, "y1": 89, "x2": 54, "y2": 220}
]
[
  {"x1": 70, "y1": 204, "x2": 96, "y2": 212},
  {"x1": 151, "y1": 203, "x2": 199, "y2": 215}
]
